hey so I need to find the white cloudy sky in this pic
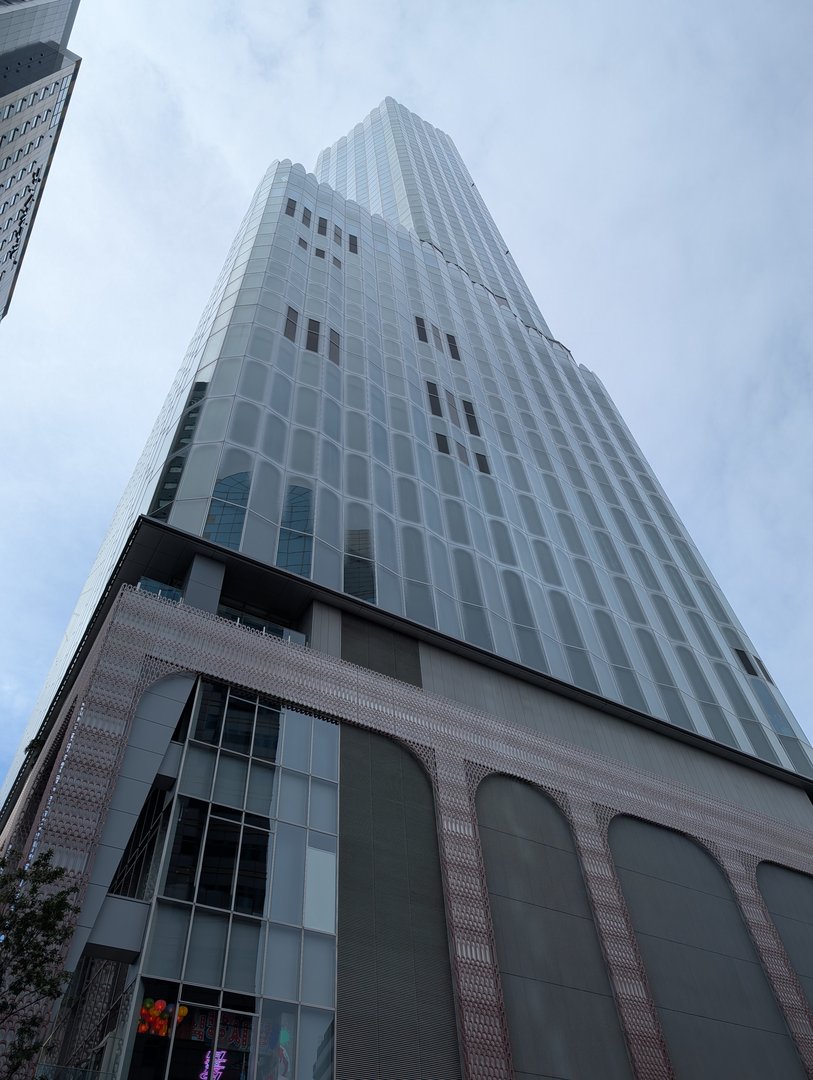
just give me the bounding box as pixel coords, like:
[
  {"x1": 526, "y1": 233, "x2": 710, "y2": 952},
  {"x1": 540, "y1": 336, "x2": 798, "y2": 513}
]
[{"x1": 1, "y1": 0, "x2": 812, "y2": 782}]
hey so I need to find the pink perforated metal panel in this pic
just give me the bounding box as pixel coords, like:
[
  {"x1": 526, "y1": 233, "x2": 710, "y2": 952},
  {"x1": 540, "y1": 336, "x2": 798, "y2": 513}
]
[{"x1": 8, "y1": 586, "x2": 813, "y2": 1079}]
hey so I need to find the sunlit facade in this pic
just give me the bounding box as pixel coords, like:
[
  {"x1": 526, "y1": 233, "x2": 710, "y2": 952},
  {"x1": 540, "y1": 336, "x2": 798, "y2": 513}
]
[{"x1": 4, "y1": 99, "x2": 813, "y2": 1080}]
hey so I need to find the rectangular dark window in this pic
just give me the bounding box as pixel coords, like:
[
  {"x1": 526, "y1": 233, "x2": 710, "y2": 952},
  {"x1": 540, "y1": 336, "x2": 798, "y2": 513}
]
[
  {"x1": 475, "y1": 453, "x2": 490, "y2": 474},
  {"x1": 426, "y1": 381, "x2": 443, "y2": 417},
  {"x1": 329, "y1": 328, "x2": 340, "y2": 364},
  {"x1": 431, "y1": 324, "x2": 442, "y2": 349},
  {"x1": 348, "y1": 234, "x2": 358, "y2": 253},
  {"x1": 285, "y1": 197, "x2": 296, "y2": 217},
  {"x1": 334, "y1": 225, "x2": 342, "y2": 244},
  {"x1": 445, "y1": 389, "x2": 461, "y2": 427},
  {"x1": 447, "y1": 334, "x2": 461, "y2": 361},
  {"x1": 298, "y1": 236, "x2": 308, "y2": 250},
  {"x1": 332, "y1": 255, "x2": 342, "y2": 269},
  {"x1": 306, "y1": 319, "x2": 320, "y2": 353},
  {"x1": 735, "y1": 649, "x2": 759, "y2": 677},
  {"x1": 455, "y1": 441, "x2": 469, "y2": 465},
  {"x1": 317, "y1": 216, "x2": 327, "y2": 236},
  {"x1": 315, "y1": 248, "x2": 325, "y2": 259},
  {"x1": 755, "y1": 656, "x2": 775, "y2": 685},
  {"x1": 164, "y1": 799, "x2": 206, "y2": 901},
  {"x1": 283, "y1": 306, "x2": 298, "y2": 342},
  {"x1": 302, "y1": 207, "x2": 311, "y2": 227},
  {"x1": 462, "y1": 399, "x2": 480, "y2": 436},
  {"x1": 435, "y1": 433, "x2": 450, "y2": 454},
  {"x1": 197, "y1": 816, "x2": 240, "y2": 908},
  {"x1": 234, "y1": 827, "x2": 268, "y2": 915},
  {"x1": 415, "y1": 316, "x2": 428, "y2": 343}
]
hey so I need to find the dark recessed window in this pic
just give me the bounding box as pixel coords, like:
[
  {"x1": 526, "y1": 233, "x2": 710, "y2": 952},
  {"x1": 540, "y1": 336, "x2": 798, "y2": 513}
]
[
  {"x1": 415, "y1": 316, "x2": 428, "y2": 343},
  {"x1": 306, "y1": 319, "x2": 320, "y2": 353},
  {"x1": 315, "y1": 248, "x2": 325, "y2": 259},
  {"x1": 328, "y1": 328, "x2": 340, "y2": 364},
  {"x1": 283, "y1": 306, "x2": 298, "y2": 342},
  {"x1": 445, "y1": 390, "x2": 461, "y2": 427},
  {"x1": 426, "y1": 381, "x2": 443, "y2": 417},
  {"x1": 475, "y1": 453, "x2": 490, "y2": 474},
  {"x1": 334, "y1": 225, "x2": 342, "y2": 244},
  {"x1": 298, "y1": 236, "x2": 308, "y2": 250},
  {"x1": 302, "y1": 207, "x2": 311, "y2": 227},
  {"x1": 285, "y1": 197, "x2": 296, "y2": 217},
  {"x1": 348, "y1": 234, "x2": 358, "y2": 254},
  {"x1": 317, "y1": 216, "x2": 327, "y2": 236},
  {"x1": 431, "y1": 324, "x2": 442, "y2": 349},
  {"x1": 754, "y1": 657, "x2": 775, "y2": 685},
  {"x1": 455, "y1": 441, "x2": 469, "y2": 465},
  {"x1": 333, "y1": 255, "x2": 341, "y2": 269},
  {"x1": 462, "y1": 399, "x2": 480, "y2": 436},
  {"x1": 734, "y1": 649, "x2": 759, "y2": 677},
  {"x1": 447, "y1": 334, "x2": 461, "y2": 361},
  {"x1": 436, "y1": 433, "x2": 450, "y2": 454}
]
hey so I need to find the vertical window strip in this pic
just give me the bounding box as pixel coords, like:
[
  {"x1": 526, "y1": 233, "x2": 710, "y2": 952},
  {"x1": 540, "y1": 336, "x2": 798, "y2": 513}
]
[
  {"x1": 284, "y1": 306, "x2": 298, "y2": 342},
  {"x1": 328, "y1": 328, "x2": 340, "y2": 364},
  {"x1": 445, "y1": 390, "x2": 461, "y2": 427},
  {"x1": 447, "y1": 334, "x2": 461, "y2": 360},
  {"x1": 426, "y1": 381, "x2": 443, "y2": 417},
  {"x1": 306, "y1": 319, "x2": 320, "y2": 353},
  {"x1": 415, "y1": 316, "x2": 428, "y2": 343},
  {"x1": 462, "y1": 400, "x2": 480, "y2": 436}
]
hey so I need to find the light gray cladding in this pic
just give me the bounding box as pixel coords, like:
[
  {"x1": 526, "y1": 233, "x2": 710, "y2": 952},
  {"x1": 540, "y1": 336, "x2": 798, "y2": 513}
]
[
  {"x1": 19, "y1": 102, "x2": 809, "y2": 794},
  {"x1": 147, "y1": 149, "x2": 808, "y2": 775}
]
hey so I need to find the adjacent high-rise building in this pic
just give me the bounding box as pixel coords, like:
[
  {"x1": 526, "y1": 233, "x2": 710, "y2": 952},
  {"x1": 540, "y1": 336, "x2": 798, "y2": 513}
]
[
  {"x1": 4, "y1": 99, "x2": 813, "y2": 1080},
  {"x1": 0, "y1": 0, "x2": 81, "y2": 320}
]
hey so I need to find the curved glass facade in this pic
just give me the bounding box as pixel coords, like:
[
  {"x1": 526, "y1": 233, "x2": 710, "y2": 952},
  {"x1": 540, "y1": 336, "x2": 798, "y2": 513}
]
[{"x1": 16, "y1": 98, "x2": 810, "y2": 789}]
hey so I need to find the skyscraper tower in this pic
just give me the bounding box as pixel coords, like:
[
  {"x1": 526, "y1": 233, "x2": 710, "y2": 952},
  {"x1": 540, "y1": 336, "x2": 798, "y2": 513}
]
[
  {"x1": 4, "y1": 99, "x2": 813, "y2": 1080},
  {"x1": 0, "y1": 0, "x2": 81, "y2": 320}
]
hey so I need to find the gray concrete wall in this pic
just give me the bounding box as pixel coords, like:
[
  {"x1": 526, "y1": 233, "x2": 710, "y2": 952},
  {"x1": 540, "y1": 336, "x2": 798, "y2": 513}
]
[
  {"x1": 758, "y1": 862, "x2": 813, "y2": 1011},
  {"x1": 477, "y1": 775, "x2": 632, "y2": 1080},
  {"x1": 420, "y1": 642, "x2": 813, "y2": 828},
  {"x1": 611, "y1": 817, "x2": 805, "y2": 1079}
]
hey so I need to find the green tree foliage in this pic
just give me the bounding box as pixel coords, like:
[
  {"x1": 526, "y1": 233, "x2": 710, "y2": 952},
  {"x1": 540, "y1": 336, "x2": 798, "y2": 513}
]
[{"x1": 0, "y1": 850, "x2": 78, "y2": 1080}]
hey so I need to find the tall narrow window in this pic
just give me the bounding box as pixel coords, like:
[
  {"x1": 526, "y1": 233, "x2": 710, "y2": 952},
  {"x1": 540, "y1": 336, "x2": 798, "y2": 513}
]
[
  {"x1": 447, "y1": 334, "x2": 461, "y2": 361},
  {"x1": 334, "y1": 225, "x2": 342, "y2": 244},
  {"x1": 348, "y1": 234, "x2": 358, "y2": 253},
  {"x1": 285, "y1": 197, "x2": 296, "y2": 217},
  {"x1": 332, "y1": 255, "x2": 341, "y2": 269},
  {"x1": 426, "y1": 381, "x2": 443, "y2": 417},
  {"x1": 475, "y1": 453, "x2": 490, "y2": 474},
  {"x1": 328, "y1": 328, "x2": 340, "y2": 364},
  {"x1": 462, "y1": 400, "x2": 480, "y2": 436},
  {"x1": 455, "y1": 441, "x2": 469, "y2": 465},
  {"x1": 277, "y1": 484, "x2": 314, "y2": 577},
  {"x1": 431, "y1": 324, "x2": 442, "y2": 350},
  {"x1": 317, "y1": 216, "x2": 327, "y2": 236},
  {"x1": 435, "y1": 433, "x2": 450, "y2": 455},
  {"x1": 415, "y1": 316, "x2": 428, "y2": 343},
  {"x1": 283, "y1": 306, "x2": 298, "y2": 342},
  {"x1": 203, "y1": 472, "x2": 251, "y2": 550},
  {"x1": 306, "y1": 319, "x2": 320, "y2": 353},
  {"x1": 445, "y1": 390, "x2": 461, "y2": 427},
  {"x1": 302, "y1": 206, "x2": 311, "y2": 227}
]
